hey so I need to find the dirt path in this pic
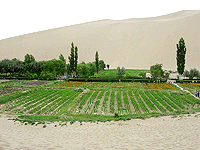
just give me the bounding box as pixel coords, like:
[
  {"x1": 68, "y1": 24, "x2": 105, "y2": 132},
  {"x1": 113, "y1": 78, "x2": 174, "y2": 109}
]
[
  {"x1": 97, "y1": 91, "x2": 106, "y2": 115},
  {"x1": 126, "y1": 91, "x2": 135, "y2": 114},
  {"x1": 173, "y1": 83, "x2": 199, "y2": 99},
  {"x1": 80, "y1": 91, "x2": 95, "y2": 114},
  {"x1": 131, "y1": 91, "x2": 144, "y2": 114},
  {"x1": 88, "y1": 91, "x2": 101, "y2": 114}
]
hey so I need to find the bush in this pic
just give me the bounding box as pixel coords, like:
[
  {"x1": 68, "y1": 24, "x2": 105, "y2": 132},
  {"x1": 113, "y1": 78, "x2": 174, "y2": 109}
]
[{"x1": 114, "y1": 113, "x2": 119, "y2": 118}]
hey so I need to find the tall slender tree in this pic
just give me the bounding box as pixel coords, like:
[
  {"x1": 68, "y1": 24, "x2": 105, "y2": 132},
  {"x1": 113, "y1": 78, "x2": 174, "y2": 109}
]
[
  {"x1": 95, "y1": 51, "x2": 99, "y2": 74},
  {"x1": 68, "y1": 42, "x2": 75, "y2": 73},
  {"x1": 176, "y1": 37, "x2": 186, "y2": 75},
  {"x1": 74, "y1": 46, "x2": 78, "y2": 72}
]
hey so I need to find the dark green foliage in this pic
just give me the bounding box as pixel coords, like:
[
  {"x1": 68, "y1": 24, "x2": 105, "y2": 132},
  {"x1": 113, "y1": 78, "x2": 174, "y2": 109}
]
[
  {"x1": 139, "y1": 72, "x2": 146, "y2": 79},
  {"x1": 24, "y1": 54, "x2": 35, "y2": 64},
  {"x1": 74, "y1": 46, "x2": 78, "y2": 72},
  {"x1": 107, "y1": 64, "x2": 110, "y2": 70},
  {"x1": 150, "y1": 63, "x2": 164, "y2": 78},
  {"x1": 116, "y1": 66, "x2": 125, "y2": 77},
  {"x1": 99, "y1": 60, "x2": 106, "y2": 71},
  {"x1": 68, "y1": 42, "x2": 75, "y2": 73},
  {"x1": 87, "y1": 62, "x2": 96, "y2": 75},
  {"x1": 95, "y1": 51, "x2": 99, "y2": 74},
  {"x1": 176, "y1": 37, "x2": 186, "y2": 75},
  {"x1": 183, "y1": 68, "x2": 199, "y2": 79},
  {"x1": 24, "y1": 54, "x2": 36, "y2": 73},
  {"x1": 77, "y1": 63, "x2": 89, "y2": 77},
  {"x1": 68, "y1": 43, "x2": 78, "y2": 74},
  {"x1": 39, "y1": 59, "x2": 66, "y2": 76},
  {"x1": 29, "y1": 61, "x2": 41, "y2": 75},
  {"x1": 114, "y1": 113, "x2": 119, "y2": 118},
  {"x1": 0, "y1": 59, "x2": 25, "y2": 74},
  {"x1": 59, "y1": 54, "x2": 66, "y2": 64}
]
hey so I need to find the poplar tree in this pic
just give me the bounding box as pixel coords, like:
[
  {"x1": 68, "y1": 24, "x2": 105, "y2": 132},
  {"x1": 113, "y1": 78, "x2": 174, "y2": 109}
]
[
  {"x1": 95, "y1": 51, "x2": 99, "y2": 74},
  {"x1": 74, "y1": 46, "x2": 78, "y2": 72},
  {"x1": 176, "y1": 37, "x2": 187, "y2": 75},
  {"x1": 68, "y1": 42, "x2": 75, "y2": 73}
]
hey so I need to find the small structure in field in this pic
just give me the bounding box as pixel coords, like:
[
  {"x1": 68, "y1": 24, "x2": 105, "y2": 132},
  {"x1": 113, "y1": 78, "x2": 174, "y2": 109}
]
[{"x1": 146, "y1": 73, "x2": 152, "y2": 78}]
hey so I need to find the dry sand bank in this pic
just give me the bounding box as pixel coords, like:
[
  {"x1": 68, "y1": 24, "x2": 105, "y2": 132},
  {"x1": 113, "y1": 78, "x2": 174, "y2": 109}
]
[
  {"x1": 0, "y1": 10, "x2": 200, "y2": 70},
  {"x1": 0, "y1": 113, "x2": 200, "y2": 150}
]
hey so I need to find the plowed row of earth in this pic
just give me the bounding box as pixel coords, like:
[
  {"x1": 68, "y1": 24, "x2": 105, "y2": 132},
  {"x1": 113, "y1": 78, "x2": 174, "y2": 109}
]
[
  {"x1": 1, "y1": 87, "x2": 199, "y2": 116},
  {"x1": 1, "y1": 81, "x2": 200, "y2": 122}
]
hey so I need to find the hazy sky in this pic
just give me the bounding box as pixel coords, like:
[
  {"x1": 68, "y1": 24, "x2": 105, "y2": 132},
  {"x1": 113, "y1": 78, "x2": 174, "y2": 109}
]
[{"x1": 0, "y1": 0, "x2": 199, "y2": 40}]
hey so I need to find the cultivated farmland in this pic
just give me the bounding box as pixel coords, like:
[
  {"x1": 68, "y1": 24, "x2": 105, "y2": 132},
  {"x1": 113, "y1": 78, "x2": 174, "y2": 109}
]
[{"x1": 1, "y1": 80, "x2": 200, "y2": 123}]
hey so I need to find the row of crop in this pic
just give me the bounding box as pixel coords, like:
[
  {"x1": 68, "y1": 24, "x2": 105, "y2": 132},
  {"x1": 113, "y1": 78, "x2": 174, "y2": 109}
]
[
  {"x1": 10, "y1": 89, "x2": 78, "y2": 115},
  {"x1": 55, "y1": 91, "x2": 81, "y2": 116},
  {"x1": 34, "y1": 94, "x2": 61, "y2": 115},
  {"x1": 139, "y1": 91, "x2": 157, "y2": 112},
  {"x1": 143, "y1": 91, "x2": 166, "y2": 113},
  {"x1": 5, "y1": 88, "x2": 199, "y2": 116},
  {"x1": 133, "y1": 90, "x2": 149, "y2": 113},
  {"x1": 84, "y1": 90, "x2": 100, "y2": 114},
  {"x1": 161, "y1": 91, "x2": 185, "y2": 109},
  {"x1": 48, "y1": 90, "x2": 78, "y2": 115},
  {"x1": 116, "y1": 91, "x2": 123, "y2": 114},
  {"x1": 154, "y1": 91, "x2": 180, "y2": 110},
  {"x1": 149, "y1": 91, "x2": 174, "y2": 112},
  {"x1": 55, "y1": 82, "x2": 85, "y2": 87},
  {"x1": 9, "y1": 89, "x2": 54, "y2": 113},
  {"x1": 122, "y1": 91, "x2": 131, "y2": 114},
  {"x1": 128, "y1": 91, "x2": 140, "y2": 113},
  {"x1": 169, "y1": 92, "x2": 199, "y2": 107},
  {"x1": 6, "y1": 90, "x2": 39, "y2": 111},
  {"x1": 78, "y1": 91, "x2": 94, "y2": 111},
  {"x1": 81, "y1": 82, "x2": 112, "y2": 89},
  {"x1": 92, "y1": 90, "x2": 106, "y2": 114},
  {"x1": 28, "y1": 90, "x2": 59, "y2": 114},
  {"x1": 54, "y1": 81, "x2": 178, "y2": 90},
  {"x1": 180, "y1": 83, "x2": 200, "y2": 88},
  {"x1": 143, "y1": 83, "x2": 176, "y2": 90},
  {"x1": 101, "y1": 90, "x2": 110, "y2": 114},
  {"x1": 110, "y1": 90, "x2": 115, "y2": 114}
]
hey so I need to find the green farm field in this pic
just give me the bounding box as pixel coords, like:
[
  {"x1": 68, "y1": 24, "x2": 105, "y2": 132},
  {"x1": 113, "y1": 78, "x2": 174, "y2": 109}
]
[
  {"x1": 94, "y1": 69, "x2": 149, "y2": 78},
  {"x1": 0, "y1": 80, "x2": 200, "y2": 124}
]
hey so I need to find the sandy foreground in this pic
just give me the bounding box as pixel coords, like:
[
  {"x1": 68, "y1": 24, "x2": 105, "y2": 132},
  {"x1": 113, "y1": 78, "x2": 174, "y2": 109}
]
[{"x1": 0, "y1": 114, "x2": 200, "y2": 150}]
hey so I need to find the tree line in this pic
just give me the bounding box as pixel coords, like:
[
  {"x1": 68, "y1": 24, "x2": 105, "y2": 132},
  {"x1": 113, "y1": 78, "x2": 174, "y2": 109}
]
[
  {"x1": 66, "y1": 42, "x2": 109, "y2": 77},
  {"x1": 0, "y1": 42, "x2": 109, "y2": 79}
]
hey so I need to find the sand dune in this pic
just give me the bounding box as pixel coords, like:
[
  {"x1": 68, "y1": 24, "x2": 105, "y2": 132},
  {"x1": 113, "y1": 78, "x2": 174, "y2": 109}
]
[
  {"x1": 0, "y1": 10, "x2": 200, "y2": 70},
  {"x1": 1, "y1": 114, "x2": 200, "y2": 149}
]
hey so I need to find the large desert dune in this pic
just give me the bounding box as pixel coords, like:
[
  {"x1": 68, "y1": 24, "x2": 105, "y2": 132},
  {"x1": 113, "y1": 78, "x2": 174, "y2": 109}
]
[{"x1": 0, "y1": 10, "x2": 200, "y2": 70}]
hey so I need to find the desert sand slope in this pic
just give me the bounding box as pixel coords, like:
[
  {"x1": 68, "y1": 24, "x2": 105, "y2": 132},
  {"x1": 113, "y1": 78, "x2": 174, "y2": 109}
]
[
  {"x1": 1, "y1": 114, "x2": 200, "y2": 149},
  {"x1": 0, "y1": 10, "x2": 200, "y2": 70}
]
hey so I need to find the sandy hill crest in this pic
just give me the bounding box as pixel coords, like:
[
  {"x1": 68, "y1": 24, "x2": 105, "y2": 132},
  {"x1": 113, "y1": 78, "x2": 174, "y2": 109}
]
[{"x1": 0, "y1": 10, "x2": 200, "y2": 70}]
